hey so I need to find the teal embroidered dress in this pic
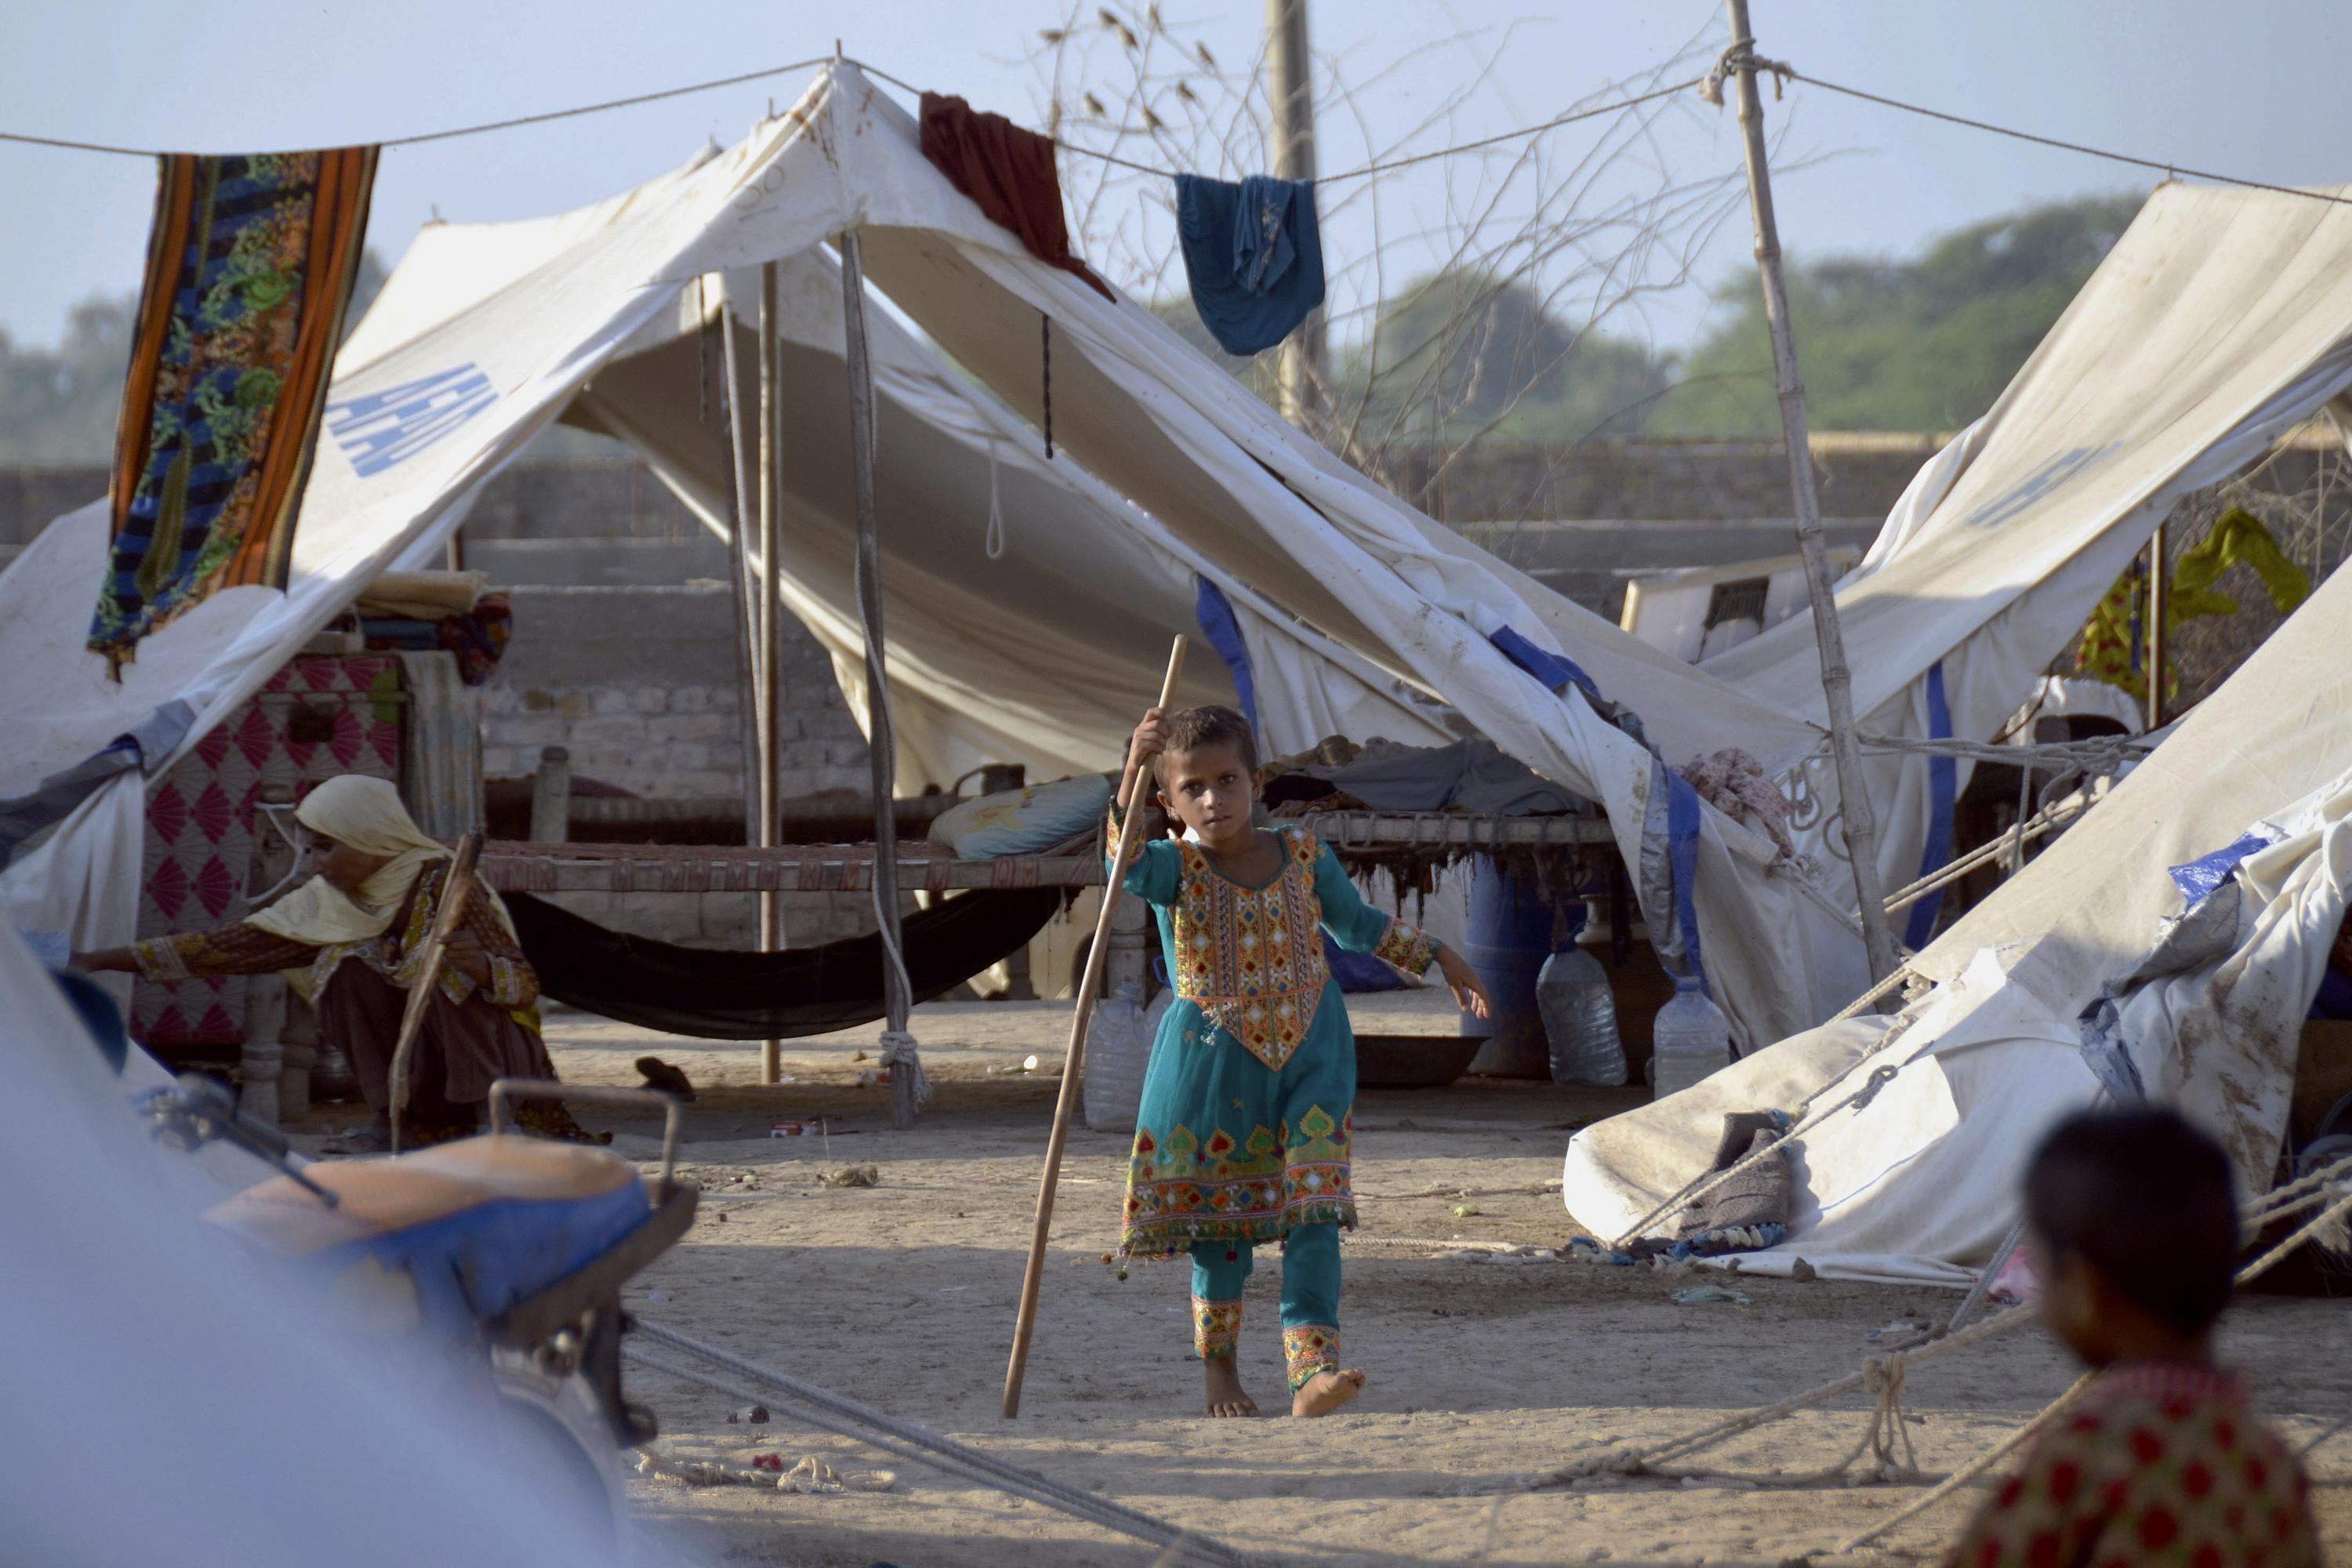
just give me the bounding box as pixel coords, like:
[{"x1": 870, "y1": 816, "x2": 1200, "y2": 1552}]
[{"x1": 1113, "y1": 819, "x2": 1438, "y2": 1388}]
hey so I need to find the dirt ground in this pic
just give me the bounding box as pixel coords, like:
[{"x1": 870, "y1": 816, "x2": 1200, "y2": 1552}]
[{"x1": 501, "y1": 990, "x2": 2352, "y2": 1567}]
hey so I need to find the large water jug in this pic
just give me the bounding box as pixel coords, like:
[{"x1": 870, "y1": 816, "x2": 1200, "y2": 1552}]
[
  {"x1": 1650, "y1": 978, "x2": 1733, "y2": 1099},
  {"x1": 1083, "y1": 982, "x2": 1156, "y2": 1132},
  {"x1": 1537, "y1": 947, "x2": 1625, "y2": 1085}
]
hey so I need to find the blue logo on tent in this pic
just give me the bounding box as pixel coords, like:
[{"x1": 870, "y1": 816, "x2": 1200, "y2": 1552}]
[
  {"x1": 325, "y1": 364, "x2": 497, "y2": 477},
  {"x1": 1960, "y1": 441, "x2": 2121, "y2": 530}
]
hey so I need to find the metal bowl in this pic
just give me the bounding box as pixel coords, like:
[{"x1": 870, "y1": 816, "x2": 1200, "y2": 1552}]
[{"x1": 1355, "y1": 1033, "x2": 1484, "y2": 1091}]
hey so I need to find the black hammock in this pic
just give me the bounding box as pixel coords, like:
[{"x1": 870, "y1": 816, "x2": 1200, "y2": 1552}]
[{"x1": 506, "y1": 887, "x2": 1065, "y2": 1040}]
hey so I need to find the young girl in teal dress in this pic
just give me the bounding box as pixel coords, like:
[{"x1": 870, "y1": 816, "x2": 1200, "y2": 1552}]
[{"x1": 1112, "y1": 705, "x2": 1493, "y2": 1417}]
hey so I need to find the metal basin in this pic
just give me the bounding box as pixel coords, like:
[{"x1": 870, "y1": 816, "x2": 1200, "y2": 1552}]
[{"x1": 1355, "y1": 1034, "x2": 1484, "y2": 1091}]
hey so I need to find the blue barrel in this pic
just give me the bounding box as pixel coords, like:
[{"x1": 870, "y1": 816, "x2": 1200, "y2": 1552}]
[{"x1": 1460, "y1": 856, "x2": 1584, "y2": 1079}]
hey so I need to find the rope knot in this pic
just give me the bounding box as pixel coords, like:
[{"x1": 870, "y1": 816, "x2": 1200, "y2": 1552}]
[
  {"x1": 1700, "y1": 41, "x2": 1796, "y2": 107},
  {"x1": 878, "y1": 1029, "x2": 933, "y2": 1109}
]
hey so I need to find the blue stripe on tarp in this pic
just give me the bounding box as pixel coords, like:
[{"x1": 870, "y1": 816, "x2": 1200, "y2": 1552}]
[
  {"x1": 1666, "y1": 768, "x2": 1711, "y2": 1000},
  {"x1": 1486, "y1": 622, "x2": 1601, "y2": 702},
  {"x1": 1193, "y1": 577, "x2": 1260, "y2": 738},
  {"x1": 1904, "y1": 661, "x2": 1957, "y2": 950},
  {"x1": 2169, "y1": 830, "x2": 2275, "y2": 906}
]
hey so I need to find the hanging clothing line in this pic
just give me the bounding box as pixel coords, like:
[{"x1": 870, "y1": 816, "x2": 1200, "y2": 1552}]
[{"x1": 8, "y1": 50, "x2": 2348, "y2": 215}]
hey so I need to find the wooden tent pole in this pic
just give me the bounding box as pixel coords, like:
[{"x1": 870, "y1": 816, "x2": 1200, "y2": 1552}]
[
  {"x1": 1723, "y1": 0, "x2": 1901, "y2": 985},
  {"x1": 757, "y1": 260, "x2": 784, "y2": 1085},
  {"x1": 387, "y1": 829, "x2": 485, "y2": 1153},
  {"x1": 1002, "y1": 637, "x2": 1189, "y2": 1419},
  {"x1": 837, "y1": 228, "x2": 920, "y2": 1131},
  {"x1": 709, "y1": 276, "x2": 763, "y2": 855},
  {"x1": 2146, "y1": 524, "x2": 2167, "y2": 730}
]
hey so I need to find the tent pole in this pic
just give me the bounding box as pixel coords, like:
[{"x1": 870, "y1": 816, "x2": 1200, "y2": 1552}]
[
  {"x1": 710, "y1": 276, "x2": 763, "y2": 858},
  {"x1": 2145, "y1": 524, "x2": 2166, "y2": 730},
  {"x1": 1722, "y1": 0, "x2": 1900, "y2": 986},
  {"x1": 757, "y1": 260, "x2": 785, "y2": 1085},
  {"x1": 838, "y1": 227, "x2": 918, "y2": 1130},
  {"x1": 1265, "y1": 0, "x2": 1324, "y2": 427}
]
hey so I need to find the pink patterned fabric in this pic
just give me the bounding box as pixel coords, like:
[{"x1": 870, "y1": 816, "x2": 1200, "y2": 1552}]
[
  {"x1": 1680, "y1": 748, "x2": 1796, "y2": 861},
  {"x1": 133, "y1": 655, "x2": 405, "y2": 1047}
]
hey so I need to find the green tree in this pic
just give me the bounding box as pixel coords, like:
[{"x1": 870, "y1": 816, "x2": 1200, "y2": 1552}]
[
  {"x1": 1348, "y1": 270, "x2": 1671, "y2": 443},
  {"x1": 1650, "y1": 193, "x2": 2143, "y2": 435},
  {"x1": 0, "y1": 295, "x2": 138, "y2": 463}
]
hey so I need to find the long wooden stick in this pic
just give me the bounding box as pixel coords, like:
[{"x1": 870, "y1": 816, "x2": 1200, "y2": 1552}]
[
  {"x1": 387, "y1": 829, "x2": 485, "y2": 1153},
  {"x1": 1723, "y1": 0, "x2": 1900, "y2": 987},
  {"x1": 1003, "y1": 637, "x2": 1187, "y2": 1417}
]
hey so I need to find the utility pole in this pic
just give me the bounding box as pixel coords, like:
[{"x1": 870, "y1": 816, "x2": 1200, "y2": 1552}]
[
  {"x1": 1722, "y1": 0, "x2": 1901, "y2": 985},
  {"x1": 1265, "y1": 0, "x2": 1324, "y2": 426}
]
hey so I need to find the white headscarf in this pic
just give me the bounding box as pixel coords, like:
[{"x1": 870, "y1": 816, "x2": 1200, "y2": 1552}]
[{"x1": 247, "y1": 777, "x2": 510, "y2": 946}]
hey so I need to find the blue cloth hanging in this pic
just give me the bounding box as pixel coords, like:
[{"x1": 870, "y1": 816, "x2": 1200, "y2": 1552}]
[
  {"x1": 1904, "y1": 661, "x2": 1958, "y2": 950},
  {"x1": 1174, "y1": 173, "x2": 1326, "y2": 357},
  {"x1": 1192, "y1": 577, "x2": 1260, "y2": 738}
]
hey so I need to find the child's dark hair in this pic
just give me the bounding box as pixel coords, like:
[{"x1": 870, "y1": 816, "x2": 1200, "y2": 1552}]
[
  {"x1": 1152, "y1": 705, "x2": 1258, "y2": 789},
  {"x1": 2024, "y1": 1107, "x2": 2240, "y2": 1335}
]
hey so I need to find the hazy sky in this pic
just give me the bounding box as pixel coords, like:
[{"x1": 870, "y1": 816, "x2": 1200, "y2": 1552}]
[{"x1": 2, "y1": 0, "x2": 2347, "y2": 354}]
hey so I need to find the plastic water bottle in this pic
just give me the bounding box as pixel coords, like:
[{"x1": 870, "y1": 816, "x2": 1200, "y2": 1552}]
[
  {"x1": 1650, "y1": 977, "x2": 1733, "y2": 1100},
  {"x1": 1537, "y1": 947, "x2": 1626, "y2": 1086},
  {"x1": 1083, "y1": 982, "x2": 1155, "y2": 1132}
]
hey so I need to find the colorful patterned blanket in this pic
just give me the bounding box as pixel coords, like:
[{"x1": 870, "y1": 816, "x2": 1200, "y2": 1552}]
[{"x1": 90, "y1": 147, "x2": 377, "y2": 673}]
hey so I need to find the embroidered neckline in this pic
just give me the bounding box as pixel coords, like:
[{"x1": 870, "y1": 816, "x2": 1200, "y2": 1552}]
[
  {"x1": 1171, "y1": 828, "x2": 1329, "y2": 1072},
  {"x1": 1192, "y1": 827, "x2": 1295, "y2": 891}
]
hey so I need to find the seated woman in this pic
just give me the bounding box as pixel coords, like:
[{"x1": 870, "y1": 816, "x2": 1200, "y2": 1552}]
[{"x1": 76, "y1": 775, "x2": 590, "y2": 1152}]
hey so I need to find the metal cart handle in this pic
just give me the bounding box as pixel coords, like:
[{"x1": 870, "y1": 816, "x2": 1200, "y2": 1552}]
[{"x1": 487, "y1": 1080, "x2": 683, "y2": 1202}]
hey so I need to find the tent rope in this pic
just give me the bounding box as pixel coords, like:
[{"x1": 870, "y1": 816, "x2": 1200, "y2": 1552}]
[
  {"x1": 21, "y1": 53, "x2": 2343, "y2": 212},
  {"x1": 0, "y1": 56, "x2": 833, "y2": 157},
  {"x1": 983, "y1": 435, "x2": 1007, "y2": 561},
  {"x1": 1547, "y1": 1174, "x2": 2352, "y2": 1515},
  {"x1": 625, "y1": 1323, "x2": 1264, "y2": 1567},
  {"x1": 1601, "y1": 1011, "x2": 1926, "y2": 1249},
  {"x1": 1835, "y1": 1174, "x2": 2352, "y2": 1552}
]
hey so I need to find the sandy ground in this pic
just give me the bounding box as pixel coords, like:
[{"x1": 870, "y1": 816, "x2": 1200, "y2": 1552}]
[{"x1": 470, "y1": 991, "x2": 2352, "y2": 1567}]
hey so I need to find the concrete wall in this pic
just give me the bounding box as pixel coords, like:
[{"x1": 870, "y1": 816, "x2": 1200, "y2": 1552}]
[
  {"x1": 2, "y1": 441, "x2": 1928, "y2": 548},
  {"x1": 22, "y1": 438, "x2": 2333, "y2": 953},
  {"x1": 480, "y1": 583, "x2": 869, "y2": 803}
]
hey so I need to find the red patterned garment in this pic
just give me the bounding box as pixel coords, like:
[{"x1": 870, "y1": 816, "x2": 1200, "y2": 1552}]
[{"x1": 1942, "y1": 1364, "x2": 2318, "y2": 1568}]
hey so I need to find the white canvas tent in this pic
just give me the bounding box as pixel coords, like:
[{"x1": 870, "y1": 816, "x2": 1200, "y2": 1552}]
[
  {"x1": 0, "y1": 62, "x2": 1862, "y2": 1050},
  {"x1": 1706, "y1": 181, "x2": 2352, "y2": 935},
  {"x1": 10, "y1": 63, "x2": 2352, "y2": 1053},
  {"x1": 1565, "y1": 550, "x2": 2352, "y2": 1284}
]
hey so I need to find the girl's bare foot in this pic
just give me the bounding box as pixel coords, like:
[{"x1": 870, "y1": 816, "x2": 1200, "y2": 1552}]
[
  {"x1": 1203, "y1": 1356, "x2": 1259, "y2": 1417},
  {"x1": 1290, "y1": 1367, "x2": 1366, "y2": 1417}
]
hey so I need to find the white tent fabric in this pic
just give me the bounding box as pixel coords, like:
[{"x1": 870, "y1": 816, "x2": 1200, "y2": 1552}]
[
  {"x1": 13, "y1": 67, "x2": 2352, "y2": 1057},
  {"x1": 1708, "y1": 184, "x2": 2352, "y2": 926},
  {"x1": 0, "y1": 63, "x2": 1867, "y2": 1051},
  {"x1": 1566, "y1": 553, "x2": 2352, "y2": 1283},
  {"x1": 0, "y1": 924, "x2": 650, "y2": 1566}
]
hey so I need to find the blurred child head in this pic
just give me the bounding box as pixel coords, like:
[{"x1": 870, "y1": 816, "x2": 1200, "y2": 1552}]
[
  {"x1": 2024, "y1": 1107, "x2": 2240, "y2": 1367},
  {"x1": 1152, "y1": 705, "x2": 1260, "y2": 849}
]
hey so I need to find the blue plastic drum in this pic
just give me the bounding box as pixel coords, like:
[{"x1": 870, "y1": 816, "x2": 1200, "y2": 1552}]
[{"x1": 1459, "y1": 855, "x2": 1583, "y2": 1079}]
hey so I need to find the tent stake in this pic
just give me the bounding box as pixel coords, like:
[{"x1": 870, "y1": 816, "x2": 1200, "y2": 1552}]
[
  {"x1": 837, "y1": 228, "x2": 917, "y2": 1131},
  {"x1": 1004, "y1": 637, "x2": 1189, "y2": 1418},
  {"x1": 757, "y1": 260, "x2": 786, "y2": 1083},
  {"x1": 1722, "y1": 0, "x2": 1900, "y2": 985}
]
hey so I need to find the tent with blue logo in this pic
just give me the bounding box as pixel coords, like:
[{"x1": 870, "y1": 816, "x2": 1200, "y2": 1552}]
[{"x1": 8, "y1": 62, "x2": 2352, "y2": 1058}]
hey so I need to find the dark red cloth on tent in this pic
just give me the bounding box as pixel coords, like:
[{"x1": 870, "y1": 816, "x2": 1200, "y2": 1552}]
[{"x1": 919, "y1": 93, "x2": 1114, "y2": 300}]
